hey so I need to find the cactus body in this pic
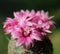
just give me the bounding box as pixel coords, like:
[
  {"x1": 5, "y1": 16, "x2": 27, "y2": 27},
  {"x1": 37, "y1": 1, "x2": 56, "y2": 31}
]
[{"x1": 8, "y1": 39, "x2": 33, "y2": 54}]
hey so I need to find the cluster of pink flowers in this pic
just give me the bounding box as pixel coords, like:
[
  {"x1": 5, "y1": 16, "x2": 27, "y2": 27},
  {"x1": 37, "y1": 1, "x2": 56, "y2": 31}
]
[{"x1": 3, "y1": 10, "x2": 54, "y2": 48}]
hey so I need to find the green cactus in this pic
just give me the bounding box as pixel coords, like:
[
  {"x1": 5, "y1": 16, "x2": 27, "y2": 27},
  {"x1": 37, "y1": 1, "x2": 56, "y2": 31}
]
[
  {"x1": 8, "y1": 39, "x2": 33, "y2": 54},
  {"x1": 8, "y1": 38, "x2": 53, "y2": 54},
  {"x1": 8, "y1": 39, "x2": 16, "y2": 54}
]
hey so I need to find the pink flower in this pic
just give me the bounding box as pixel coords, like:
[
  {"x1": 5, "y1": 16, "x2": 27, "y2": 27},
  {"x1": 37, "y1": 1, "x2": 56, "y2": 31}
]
[
  {"x1": 30, "y1": 10, "x2": 54, "y2": 35},
  {"x1": 3, "y1": 18, "x2": 18, "y2": 34},
  {"x1": 12, "y1": 27, "x2": 41, "y2": 48},
  {"x1": 3, "y1": 10, "x2": 54, "y2": 48}
]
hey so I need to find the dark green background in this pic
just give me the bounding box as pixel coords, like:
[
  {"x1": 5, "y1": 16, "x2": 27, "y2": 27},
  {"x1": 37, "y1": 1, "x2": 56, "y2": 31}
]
[{"x1": 0, "y1": 0, "x2": 60, "y2": 54}]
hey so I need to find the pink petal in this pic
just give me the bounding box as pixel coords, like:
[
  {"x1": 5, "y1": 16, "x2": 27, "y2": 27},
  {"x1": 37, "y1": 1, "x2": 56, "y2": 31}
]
[
  {"x1": 44, "y1": 30, "x2": 52, "y2": 33},
  {"x1": 25, "y1": 37, "x2": 32, "y2": 48},
  {"x1": 16, "y1": 37, "x2": 25, "y2": 47},
  {"x1": 26, "y1": 22, "x2": 33, "y2": 26},
  {"x1": 31, "y1": 10, "x2": 35, "y2": 15},
  {"x1": 49, "y1": 16, "x2": 54, "y2": 19},
  {"x1": 11, "y1": 31, "x2": 20, "y2": 39},
  {"x1": 14, "y1": 12, "x2": 20, "y2": 18},
  {"x1": 31, "y1": 33, "x2": 41, "y2": 41}
]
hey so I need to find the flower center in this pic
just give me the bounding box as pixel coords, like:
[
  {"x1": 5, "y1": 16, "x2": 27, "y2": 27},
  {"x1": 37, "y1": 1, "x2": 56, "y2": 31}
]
[{"x1": 24, "y1": 27, "x2": 31, "y2": 36}]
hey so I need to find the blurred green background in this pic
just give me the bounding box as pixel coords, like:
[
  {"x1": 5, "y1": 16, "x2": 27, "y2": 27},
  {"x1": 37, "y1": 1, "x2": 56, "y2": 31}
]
[{"x1": 0, "y1": 0, "x2": 60, "y2": 54}]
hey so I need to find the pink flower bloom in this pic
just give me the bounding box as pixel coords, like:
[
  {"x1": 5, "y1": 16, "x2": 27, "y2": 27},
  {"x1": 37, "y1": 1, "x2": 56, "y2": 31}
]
[
  {"x1": 30, "y1": 10, "x2": 54, "y2": 35},
  {"x1": 3, "y1": 18, "x2": 18, "y2": 34},
  {"x1": 3, "y1": 10, "x2": 54, "y2": 48},
  {"x1": 14, "y1": 27, "x2": 41, "y2": 48}
]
